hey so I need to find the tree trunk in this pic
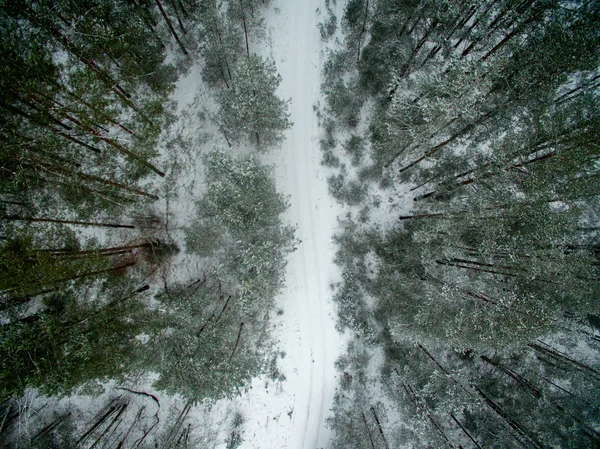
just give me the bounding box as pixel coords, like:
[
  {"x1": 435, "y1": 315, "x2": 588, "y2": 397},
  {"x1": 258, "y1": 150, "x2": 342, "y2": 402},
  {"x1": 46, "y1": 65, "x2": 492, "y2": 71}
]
[
  {"x1": 529, "y1": 343, "x2": 600, "y2": 379},
  {"x1": 32, "y1": 160, "x2": 159, "y2": 200},
  {"x1": 215, "y1": 295, "x2": 233, "y2": 323},
  {"x1": 229, "y1": 322, "x2": 244, "y2": 362},
  {"x1": 213, "y1": 18, "x2": 235, "y2": 86},
  {"x1": 418, "y1": 344, "x2": 473, "y2": 396},
  {"x1": 116, "y1": 405, "x2": 146, "y2": 449},
  {"x1": 166, "y1": 0, "x2": 187, "y2": 34},
  {"x1": 476, "y1": 387, "x2": 544, "y2": 449},
  {"x1": 55, "y1": 131, "x2": 103, "y2": 154},
  {"x1": 357, "y1": 0, "x2": 370, "y2": 62},
  {"x1": 406, "y1": 5, "x2": 427, "y2": 38},
  {"x1": 27, "y1": 9, "x2": 140, "y2": 105},
  {"x1": 481, "y1": 355, "x2": 600, "y2": 443},
  {"x1": 481, "y1": 355, "x2": 541, "y2": 396},
  {"x1": 32, "y1": 412, "x2": 72, "y2": 441},
  {"x1": 461, "y1": 1, "x2": 512, "y2": 58},
  {"x1": 450, "y1": 413, "x2": 483, "y2": 449},
  {"x1": 370, "y1": 406, "x2": 389, "y2": 449},
  {"x1": 163, "y1": 403, "x2": 191, "y2": 448},
  {"x1": 480, "y1": 18, "x2": 534, "y2": 62},
  {"x1": 556, "y1": 73, "x2": 600, "y2": 104},
  {"x1": 8, "y1": 96, "x2": 73, "y2": 131},
  {"x1": 154, "y1": 0, "x2": 189, "y2": 55},
  {"x1": 2, "y1": 215, "x2": 134, "y2": 229},
  {"x1": 49, "y1": 243, "x2": 153, "y2": 259},
  {"x1": 46, "y1": 95, "x2": 165, "y2": 176},
  {"x1": 0, "y1": 287, "x2": 58, "y2": 313},
  {"x1": 76, "y1": 402, "x2": 122, "y2": 445},
  {"x1": 398, "y1": 110, "x2": 495, "y2": 173},
  {"x1": 239, "y1": 0, "x2": 250, "y2": 57},
  {"x1": 361, "y1": 411, "x2": 377, "y2": 449},
  {"x1": 19, "y1": 141, "x2": 82, "y2": 168},
  {"x1": 89, "y1": 402, "x2": 128, "y2": 449},
  {"x1": 399, "y1": 212, "x2": 446, "y2": 220}
]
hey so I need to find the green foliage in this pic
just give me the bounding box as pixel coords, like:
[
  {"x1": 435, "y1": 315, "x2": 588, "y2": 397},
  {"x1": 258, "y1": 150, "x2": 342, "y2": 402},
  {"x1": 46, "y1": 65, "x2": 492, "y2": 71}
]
[
  {"x1": 151, "y1": 279, "x2": 266, "y2": 402},
  {"x1": 328, "y1": 169, "x2": 368, "y2": 206},
  {"x1": 225, "y1": 412, "x2": 244, "y2": 449},
  {"x1": 343, "y1": 0, "x2": 366, "y2": 29},
  {"x1": 172, "y1": 153, "x2": 296, "y2": 401},
  {"x1": 343, "y1": 135, "x2": 365, "y2": 166},
  {"x1": 0, "y1": 0, "x2": 171, "y2": 224},
  {"x1": 0, "y1": 277, "x2": 155, "y2": 398},
  {"x1": 0, "y1": 230, "x2": 107, "y2": 300},
  {"x1": 187, "y1": 152, "x2": 297, "y2": 309},
  {"x1": 325, "y1": 0, "x2": 600, "y2": 447},
  {"x1": 0, "y1": 0, "x2": 295, "y2": 441},
  {"x1": 185, "y1": 218, "x2": 224, "y2": 256},
  {"x1": 201, "y1": 152, "x2": 289, "y2": 234},
  {"x1": 216, "y1": 55, "x2": 291, "y2": 149},
  {"x1": 323, "y1": 78, "x2": 363, "y2": 128},
  {"x1": 318, "y1": 3, "x2": 337, "y2": 41}
]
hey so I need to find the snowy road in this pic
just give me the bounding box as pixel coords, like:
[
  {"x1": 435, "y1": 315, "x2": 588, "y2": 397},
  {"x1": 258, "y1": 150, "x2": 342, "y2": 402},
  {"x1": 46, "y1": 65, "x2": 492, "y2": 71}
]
[
  {"x1": 226, "y1": 2, "x2": 343, "y2": 448},
  {"x1": 262, "y1": 1, "x2": 343, "y2": 448},
  {"x1": 273, "y1": 1, "x2": 340, "y2": 448}
]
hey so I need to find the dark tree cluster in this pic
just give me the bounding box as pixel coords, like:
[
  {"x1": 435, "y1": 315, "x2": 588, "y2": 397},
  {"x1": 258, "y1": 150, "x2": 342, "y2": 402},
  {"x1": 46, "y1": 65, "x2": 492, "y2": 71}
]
[
  {"x1": 322, "y1": 0, "x2": 600, "y2": 447},
  {"x1": 0, "y1": 1, "x2": 293, "y2": 446}
]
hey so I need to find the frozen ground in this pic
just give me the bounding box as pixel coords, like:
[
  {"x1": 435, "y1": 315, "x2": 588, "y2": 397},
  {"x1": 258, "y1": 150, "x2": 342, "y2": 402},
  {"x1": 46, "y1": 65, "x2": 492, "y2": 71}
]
[{"x1": 229, "y1": 1, "x2": 346, "y2": 448}]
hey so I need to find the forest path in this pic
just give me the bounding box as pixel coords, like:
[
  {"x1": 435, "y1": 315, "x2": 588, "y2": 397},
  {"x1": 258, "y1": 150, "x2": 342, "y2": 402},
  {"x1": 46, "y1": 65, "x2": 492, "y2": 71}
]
[{"x1": 263, "y1": 1, "x2": 343, "y2": 448}]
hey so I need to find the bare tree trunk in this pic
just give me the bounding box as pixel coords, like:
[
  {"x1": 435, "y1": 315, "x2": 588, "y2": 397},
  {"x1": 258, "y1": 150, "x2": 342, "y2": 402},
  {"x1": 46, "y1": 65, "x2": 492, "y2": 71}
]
[
  {"x1": 76, "y1": 402, "x2": 122, "y2": 445},
  {"x1": 357, "y1": 0, "x2": 370, "y2": 62},
  {"x1": 476, "y1": 387, "x2": 545, "y2": 449},
  {"x1": 48, "y1": 106, "x2": 165, "y2": 177},
  {"x1": 166, "y1": 0, "x2": 187, "y2": 34},
  {"x1": 398, "y1": 110, "x2": 495, "y2": 173},
  {"x1": 213, "y1": 18, "x2": 235, "y2": 87},
  {"x1": 89, "y1": 402, "x2": 128, "y2": 449},
  {"x1": 33, "y1": 160, "x2": 159, "y2": 200},
  {"x1": 399, "y1": 212, "x2": 446, "y2": 220},
  {"x1": 461, "y1": 0, "x2": 512, "y2": 58},
  {"x1": 361, "y1": 411, "x2": 377, "y2": 449},
  {"x1": 370, "y1": 406, "x2": 389, "y2": 449},
  {"x1": 116, "y1": 406, "x2": 146, "y2": 449},
  {"x1": 2, "y1": 215, "x2": 134, "y2": 229},
  {"x1": 481, "y1": 355, "x2": 600, "y2": 443},
  {"x1": 26, "y1": 9, "x2": 147, "y2": 112},
  {"x1": 480, "y1": 18, "x2": 534, "y2": 62},
  {"x1": 481, "y1": 355, "x2": 541, "y2": 396},
  {"x1": 49, "y1": 243, "x2": 153, "y2": 259},
  {"x1": 215, "y1": 295, "x2": 233, "y2": 323},
  {"x1": 239, "y1": 0, "x2": 250, "y2": 57},
  {"x1": 163, "y1": 403, "x2": 192, "y2": 448},
  {"x1": 529, "y1": 343, "x2": 600, "y2": 379},
  {"x1": 229, "y1": 322, "x2": 245, "y2": 362},
  {"x1": 450, "y1": 413, "x2": 483, "y2": 449},
  {"x1": 154, "y1": 0, "x2": 189, "y2": 55},
  {"x1": 55, "y1": 131, "x2": 103, "y2": 154},
  {"x1": 31, "y1": 412, "x2": 72, "y2": 441},
  {"x1": 418, "y1": 344, "x2": 473, "y2": 397}
]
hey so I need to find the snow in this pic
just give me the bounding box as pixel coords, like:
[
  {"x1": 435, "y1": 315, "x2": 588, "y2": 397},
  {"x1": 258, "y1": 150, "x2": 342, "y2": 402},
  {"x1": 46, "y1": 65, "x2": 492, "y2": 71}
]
[{"x1": 227, "y1": 1, "x2": 346, "y2": 448}]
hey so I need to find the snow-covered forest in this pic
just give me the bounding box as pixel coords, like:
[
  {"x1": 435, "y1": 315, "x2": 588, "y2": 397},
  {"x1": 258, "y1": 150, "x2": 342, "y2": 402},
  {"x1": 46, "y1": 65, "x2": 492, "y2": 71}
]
[
  {"x1": 1, "y1": 0, "x2": 599, "y2": 448},
  {"x1": 0, "y1": 0, "x2": 298, "y2": 447},
  {"x1": 320, "y1": 0, "x2": 600, "y2": 448}
]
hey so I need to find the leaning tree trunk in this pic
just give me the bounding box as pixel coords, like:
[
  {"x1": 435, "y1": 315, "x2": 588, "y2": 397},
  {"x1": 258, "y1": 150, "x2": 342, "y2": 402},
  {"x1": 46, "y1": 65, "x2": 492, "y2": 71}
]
[{"x1": 154, "y1": 0, "x2": 189, "y2": 55}]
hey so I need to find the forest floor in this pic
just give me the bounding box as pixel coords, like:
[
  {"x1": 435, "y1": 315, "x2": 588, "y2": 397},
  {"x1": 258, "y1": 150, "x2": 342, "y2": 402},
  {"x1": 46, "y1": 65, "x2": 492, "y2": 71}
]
[{"x1": 228, "y1": 1, "x2": 346, "y2": 448}]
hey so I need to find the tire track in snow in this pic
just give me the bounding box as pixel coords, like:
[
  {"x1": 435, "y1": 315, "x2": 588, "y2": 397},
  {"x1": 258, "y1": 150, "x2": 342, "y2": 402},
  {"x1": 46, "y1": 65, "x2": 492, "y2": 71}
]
[{"x1": 268, "y1": 1, "x2": 343, "y2": 448}]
